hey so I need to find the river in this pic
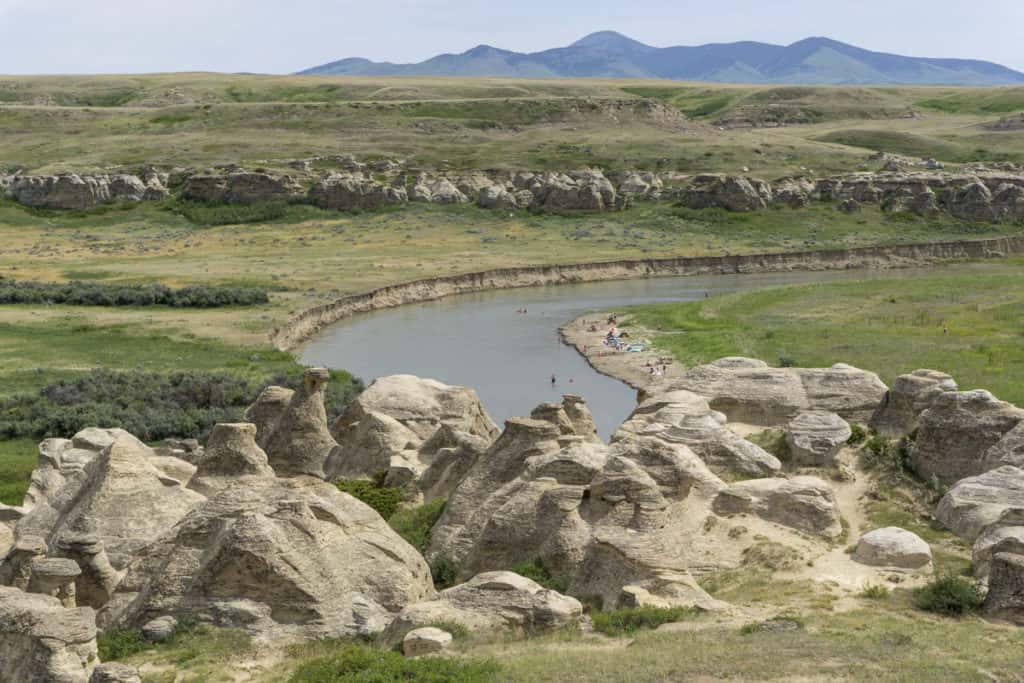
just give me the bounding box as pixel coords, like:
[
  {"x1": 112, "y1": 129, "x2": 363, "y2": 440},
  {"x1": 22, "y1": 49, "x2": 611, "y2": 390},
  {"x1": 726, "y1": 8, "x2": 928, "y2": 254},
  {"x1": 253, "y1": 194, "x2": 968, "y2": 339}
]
[{"x1": 301, "y1": 269, "x2": 913, "y2": 438}]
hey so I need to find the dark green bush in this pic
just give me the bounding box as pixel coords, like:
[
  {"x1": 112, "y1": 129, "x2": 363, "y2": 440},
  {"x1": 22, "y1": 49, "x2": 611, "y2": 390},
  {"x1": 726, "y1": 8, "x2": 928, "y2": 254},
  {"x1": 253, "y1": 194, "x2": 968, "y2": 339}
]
[
  {"x1": 0, "y1": 368, "x2": 362, "y2": 442},
  {"x1": 388, "y1": 497, "x2": 446, "y2": 552},
  {"x1": 511, "y1": 558, "x2": 569, "y2": 593},
  {"x1": 848, "y1": 423, "x2": 868, "y2": 445},
  {"x1": 430, "y1": 556, "x2": 462, "y2": 591},
  {"x1": 862, "y1": 434, "x2": 915, "y2": 474},
  {"x1": 288, "y1": 644, "x2": 499, "y2": 683},
  {"x1": 97, "y1": 629, "x2": 149, "y2": 661},
  {"x1": 913, "y1": 575, "x2": 985, "y2": 616},
  {"x1": 591, "y1": 606, "x2": 697, "y2": 636},
  {"x1": 0, "y1": 276, "x2": 268, "y2": 308},
  {"x1": 335, "y1": 476, "x2": 402, "y2": 520}
]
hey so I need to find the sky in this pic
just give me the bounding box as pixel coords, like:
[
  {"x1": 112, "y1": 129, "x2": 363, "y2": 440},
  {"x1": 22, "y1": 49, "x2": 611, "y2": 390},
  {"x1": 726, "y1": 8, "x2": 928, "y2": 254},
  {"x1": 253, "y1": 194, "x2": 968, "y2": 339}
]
[{"x1": 0, "y1": 0, "x2": 1022, "y2": 75}]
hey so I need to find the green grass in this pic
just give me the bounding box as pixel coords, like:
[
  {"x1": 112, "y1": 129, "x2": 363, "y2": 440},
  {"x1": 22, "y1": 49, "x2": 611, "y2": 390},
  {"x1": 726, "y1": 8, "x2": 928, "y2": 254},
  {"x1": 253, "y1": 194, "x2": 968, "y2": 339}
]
[
  {"x1": 287, "y1": 644, "x2": 500, "y2": 683},
  {"x1": 0, "y1": 438, "x2": 35, "y2": 506},
  {"x1": 510, "y1": 558, "x2": 569, "y2": 594},
  {"x1": 629, "y1": 260, "x2": 1024, "y2": 407},
  {"x1": 590, "y1": 607, "x2": 698, "y2": 636},
  {"x1": 817, "y1": 129, "x2": 1022, "y2": 164}
]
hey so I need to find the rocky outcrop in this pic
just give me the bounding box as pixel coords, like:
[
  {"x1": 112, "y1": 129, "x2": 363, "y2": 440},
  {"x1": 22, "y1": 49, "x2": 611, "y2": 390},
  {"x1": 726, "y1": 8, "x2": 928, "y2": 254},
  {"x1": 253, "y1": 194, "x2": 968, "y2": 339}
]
[
  {"x1": 308, "y1": 173, "x2": 407, "y2": 210},
  {"x1": 669, "y1": 358, "x2": 887, "y2": 427},
  {"x1": 935, "y1": 466, "x2": 1024, "y2": 542},
  {"x1": 530, "y1": 170, "x2": 618, "y2": 212},
  {"x1": 852, "y1": 527, "x2": 932, "y2": 569},
  {"x1": 614, "y1": 389, "x2": 781, "y2": 477},
  {"x1": 187, "y1": 423, "x2": 275, "y2": 496},
  {"x1": 90, "y1": 663, "x2": 142, "y2": 683},
  {"x1": 973, "y1": 526, "x2": 1024, "y2": 578},
  {"x1": 983, "y1": 552, "x2": 1024, "y2": 625},
  {"x1": 384, "y1": 571, "x2": 581, "y2": 641},
  {"x1": 0, "y1": 586, "x2": 98, "y2": 683},
  {"x1": 326, "y1": 375, "x2": 498, "y2": 496},
  {"x1": 261, "y1": 368, "x2": 339, "y2": 478},
  {"x1": 8, "y1": 174, "x2": 154, "y2": 210},
  {"x1": 712, "y1": 476, "x2": 843, "y2": 539},
  {"x1": 244, "y1": 385, "x2": 295, "y2": 450},
  {"x1": 912, "y1": 390, "x2": 1024, "y2": 487},
  {"x1": 785, "y1": 411, "x2": 851, "y2": 467},
  {"x1": 106, "y1": 475, "x2": 434, "y2": 642},
  {"x1": 870, "y1": 369, "x2": 957, "y2": 438},
  {"x1": 181, "y1": 171, "x2": 304, "y2": 205},
  {"x1": 681, "y1": 174, "x2": 772, "y2": 212}
]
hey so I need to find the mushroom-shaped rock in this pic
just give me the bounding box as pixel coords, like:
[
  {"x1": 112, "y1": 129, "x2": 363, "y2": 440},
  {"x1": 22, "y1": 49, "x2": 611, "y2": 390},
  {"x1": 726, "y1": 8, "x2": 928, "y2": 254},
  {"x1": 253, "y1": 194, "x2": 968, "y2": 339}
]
[
  {"x1": 983, "y1": 552, "x2": 1024, "y2": 624},
  {"x1": 385, "y1": 571, "x2": 582, "y2": 641},
  {"x1": 935, "y1": 466, "x2": 1024, "y2": 542},
  {"x1": 713, "y1": 476, "x2": 843, "y2": 539},
  {"x1": 870, "y1": 369, "x2": 957, "y2": 438},
  {"x1": 244, "y1": 385, "x2": 295, "y2": 449},
  {"x1": 785, "y1": 411, "x2": 851, "y2": 467},
  {"x1": 28, "y1": 557, "x2": 82, "y2": 607},
  {"x1": 264, "y1": 368, "x2": 338, "y2": 478},
  {"x1": 0, "y1": 586, "x2": 98, "y2": 683},
  {"x1": 54, "y1": 533, "x2": 122, "y2": 609},
  {"x1": 852, "y1": 527, "x2": 932, "y2": 569},
  {"x1": 973, "y1": 526, "x2": 1024, "y2": 578},
  {"x1": 913, "y1": 390, "x2": 1024, "y2": 487},
  {"x1": 189, "y1": 423, "x2": 275, "y2": 496},
  {"x1": 403, "y1": 627, "x2": 453, "y2": 657},
  {"x1": 90, "y1": 662, "x2": 142, "y2": 683},
  {"x1": 107, "y1": 475, "x2": 434, "y2": 643}
]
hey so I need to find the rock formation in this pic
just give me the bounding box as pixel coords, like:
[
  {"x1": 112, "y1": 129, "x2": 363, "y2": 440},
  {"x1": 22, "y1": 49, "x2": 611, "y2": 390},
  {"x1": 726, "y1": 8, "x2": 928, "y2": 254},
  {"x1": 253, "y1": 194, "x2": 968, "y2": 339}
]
[
  {"x1": 785, "y1": 411, "x2": 851, "y2": 467},
  {"x1": 870, "y1": 369, "x2": 958, "y2": 438},
  {"x1": 935, "y1": 466, "x2": 1024, "y2": 542},
  {"x1": 308, "y1": 173, "x2": 408, "y2": 210},
  {"x1": 182, "y1": 171, "x2": 304, "y2": 205},
  {"x1": 187, "y1": 423, "x2": 276, "y2": 496},
  {"x1": 973, "y1": 526, "x2": 1024, "y2": 578},
  {"x1": 106, "y1": 475, "x2": 434, "y2": 642},
  {"x1": 681, "y1": 174, "x2": 772, "y2": 212},
  {"x1": 712, "y1": 476, "x2": 843, "y2": 539},
  {"x1": 0, "y1": 587, "x2": 98, "y2": 683},
  {"x1": 912, "y1": 390, "x2": 1024, "y2": 488},
  {"x1": 983, "y1": 552, "x2": 1024, "y2": 624},
  {"x1": 851, "y1": 527, "x2": 932, "y2": 569},
  {"x1": 669, "y1": 358, "x2": 887, "y2": 426},
  {"x1": 261, "y1": 368, "x2": 338, "y2": 478}
]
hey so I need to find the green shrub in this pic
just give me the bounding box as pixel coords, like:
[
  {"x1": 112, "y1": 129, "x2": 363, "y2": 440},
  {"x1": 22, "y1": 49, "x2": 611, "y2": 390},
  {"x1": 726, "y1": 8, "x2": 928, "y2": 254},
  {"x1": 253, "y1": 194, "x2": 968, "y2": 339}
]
[
  {"x1": 860, "y1": 583, "x2": 891, "y2": 600},
  {"x1": 848, "y1": 424, "x2": 868, "y2": 445},
  {"x1": 335, "y1": 476, "x2": 402, "y2": 520},
  {"x1": 430, "y1": 556, "x2": 462, "y2": 591},
  {"x1": 913, "y1": 575, "x2": 985, "y2": 616},
  {"x1": 591, "y1": 606, "x2": 697, "y2": 636},
  {"x1": 511, "y1": 558, "x2": 569, "y2": 593},
  {"x1": 0, "y1": 368, "x2": 362, "y2": 442},
  {"x1": 98, "y1": 629, "x2": 149, "y2": 661},
  {"x1": 288, "y1": 644, "x2": 499, "y2": 682},
  {"x1": 0, "y1": 275, "x2": 269, "y2": 308},
  {"x1": 388, "y1": 498, "x2": 446, "y2": 552},
  {"x1": 861, "y1": 435, "x2": 914, "y2": 474}
]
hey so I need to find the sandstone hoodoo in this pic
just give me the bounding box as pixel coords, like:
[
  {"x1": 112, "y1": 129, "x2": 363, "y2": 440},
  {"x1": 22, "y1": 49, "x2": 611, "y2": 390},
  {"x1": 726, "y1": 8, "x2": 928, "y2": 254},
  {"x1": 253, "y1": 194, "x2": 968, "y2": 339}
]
[
  {"x1": 870, "y1": 369, "x2": 958, "y2": 438},
  {"x1": 785, "y1": 411, "x2": 852, "y2": 467}
]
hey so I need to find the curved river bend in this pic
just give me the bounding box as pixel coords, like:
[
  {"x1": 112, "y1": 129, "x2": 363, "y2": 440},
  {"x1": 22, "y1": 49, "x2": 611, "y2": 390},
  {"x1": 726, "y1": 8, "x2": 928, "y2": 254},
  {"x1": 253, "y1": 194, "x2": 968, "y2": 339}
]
[{"x1": 302, "y1": 269, "x2": 920, "y2": 438}]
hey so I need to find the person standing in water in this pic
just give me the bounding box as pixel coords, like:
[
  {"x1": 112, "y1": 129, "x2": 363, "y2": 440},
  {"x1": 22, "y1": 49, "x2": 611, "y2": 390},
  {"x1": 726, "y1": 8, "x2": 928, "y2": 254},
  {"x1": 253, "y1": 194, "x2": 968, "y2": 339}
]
[{"x1": 551, "y1": 374, "x2": 557, "y2": 387}]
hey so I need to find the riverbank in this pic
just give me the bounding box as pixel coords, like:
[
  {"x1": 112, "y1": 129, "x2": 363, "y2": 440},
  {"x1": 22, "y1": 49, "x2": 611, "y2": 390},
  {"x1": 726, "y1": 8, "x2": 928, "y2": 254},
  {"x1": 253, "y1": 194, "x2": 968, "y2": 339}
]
[{"x1": 276, "y1": 235, "x2": 1024, "y2": 351}]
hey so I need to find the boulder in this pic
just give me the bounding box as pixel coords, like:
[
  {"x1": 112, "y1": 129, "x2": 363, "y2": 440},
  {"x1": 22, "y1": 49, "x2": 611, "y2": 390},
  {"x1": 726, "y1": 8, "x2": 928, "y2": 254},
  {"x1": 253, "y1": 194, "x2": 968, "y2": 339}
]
[
  {"x1": 993, "y1": 183, "x2": 1024, "y2": 221},
  {"x1": 944, "y1": 181, "x2": 996, "y2": 222},
  {"x1": 614, "y1": 389, "x2": 781, "y2": 477},
  {"x1": 385, "y1": 571, "x2": 581, "y2": 640},
  {"x1": 771, "y1": 177, "x2": 814, "y2": 208},
  {"x1": 852, "y1": 527, "x2": 932, "y2": 569},
  {"x1": 669, "y1": 358, "x2": 887, "y2": 427},
  {"x1": 983, "y1": 552, "x2": 1024, "y2": 624},
  {"x1": 10, "y1": 174, "x2": 110, "y2": 210},
  {"x1": 263, "y1": 368, "x2": 338, "y2": 478},
  {"x1": 870, "y1": 369, "x2": 958, "y2": 438},
  {"x1": 107, "y1": 476, "x2": 434, "y2": 642},
  {"x1": 28, "y1": 557, "x2": 82, "y2": 607},
  {"x1": 141, "y1": 615, "x2": 178, "y2": 643},
  {"x1": 477, "y1": 184, "x2": 521, "y2": 210},
  {"x1": 712, "y1": 476, "x2": 843, "y2": 539},
  {"x1": 309, "y1": 173, "x2": 407, "y2": 210},
  {"x1": 182, "y1": 171, "x2": 304, "y2": 205},
  {"x1": 973, "y1": 526, "x2": 1024, "y2": 578},
  {"x1": 0, "y1": 536, "x2": 48, "y2": 590},
  {"x1": 403, "y1": 627, "x2": 453, "y2": 657},
  {"x1": 681, "y1": 175, "x2": 772, "y2": 212},
  {"x1": 912, "y1": 390, "x2": 1024, "y2": 488},
  {"x1": 0, "y1": 586, "x2": 98, "y2": 683},
  {"x1": 423, "y1": 178, "x2": 467, "y2": 204},
  {"x1": 90, "y1": 663, "x2": 142, "y2": 683},
  {"x1": 935, "y1": 466, "x2": 1024, "y2": 542},
  {"x1": 785, "y1": 411, "x2": 851, "y2": 467},
  {"x1": 985, "y1": 422, "x2": 1024, "y2": 470}
]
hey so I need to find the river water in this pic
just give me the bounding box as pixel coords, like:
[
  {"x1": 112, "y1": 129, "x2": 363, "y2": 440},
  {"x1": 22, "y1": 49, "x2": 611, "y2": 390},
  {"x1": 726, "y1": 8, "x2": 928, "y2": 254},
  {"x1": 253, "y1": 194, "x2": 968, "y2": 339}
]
[{"x1": 301, "y1": 269, "x2": 912, "y2": 438}]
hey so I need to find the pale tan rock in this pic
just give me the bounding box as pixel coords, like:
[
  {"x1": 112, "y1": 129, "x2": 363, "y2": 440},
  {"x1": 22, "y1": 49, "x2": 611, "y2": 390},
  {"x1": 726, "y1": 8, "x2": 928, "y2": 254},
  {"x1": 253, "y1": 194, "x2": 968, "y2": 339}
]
[
  {"x1": 0, "y1": 586, "x2": 98, "y2": 683},
  {"x1": 189, "y1": 423, "x2": 275, "y2": 496},
  {"x1": 935, "y1": 466, "x2": 1024, "y2": 542},
  {"x1": 264, "y1": 368, "x2": 338, "y2": 478},
  {"x1": 983, "y1": 552, "x2": 1024, "y2": 624},
  {"x1": 852, "y1": 527, "x2": 932, "y2": 569},
  {"x1": 402, "y1": 627, "x2": 453, "y2": 657},
  {"x1": 244, "y1": 385, "x2": 295, "y2": 449},
  {"x1": 870, "y1": 369, "x2": 957, "y2": 438},
  {"x1": 713, "y1": 476, "x2": 843, "y2": 539},
  {"x1": 973, "y1": 526, "x2": 1024, "y2": 578},
  {"x1": 785, "y1": 411, "x2": 851, "y2": 467},
  {"x1": 28, "y1": 557, "x2": 82, "y2": 607}
]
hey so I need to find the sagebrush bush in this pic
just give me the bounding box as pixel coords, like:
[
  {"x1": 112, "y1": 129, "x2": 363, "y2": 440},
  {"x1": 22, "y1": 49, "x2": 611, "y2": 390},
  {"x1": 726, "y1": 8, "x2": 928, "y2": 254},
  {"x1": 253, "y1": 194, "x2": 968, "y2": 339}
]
[
  {"x1": 860, "y1": 583, "x2": 891, "y2": 600},
  {"x1": 861, "y1": 434, "x2": 915, "y2": 474},
  {"x1": 335, "y1": 476, "x2": 403, "y2": 520},
  {"x1": 0, "y1": 276, "x2": 268, "y2": 308},
  {"x1": 847, "y1": 423, "x2": 868, "y2": 445},
  {"x1": 430, "y1": 556, "x2": 462, "y2": 591},
  {"x1": 388, "y1": 497, "x2": 446, "y2": 552},
  {"x1": 0, "y1": 368, "x2": 362, "y2": 442},
  {"x1": 97, "y1": 629, "x2": 149, "y2": 661},
  {"x1": 288, "y1": 644, "x2": 499, "y2": 683},
  {"x1": 913, "y1": 575, "x2": 985, "y2": 616},
  {"x1": 511, "y1": 558, "x2": 569, "y2": 593},
  {"x1": 591, "y1": 606, "x2": 697, "y2": 636}
]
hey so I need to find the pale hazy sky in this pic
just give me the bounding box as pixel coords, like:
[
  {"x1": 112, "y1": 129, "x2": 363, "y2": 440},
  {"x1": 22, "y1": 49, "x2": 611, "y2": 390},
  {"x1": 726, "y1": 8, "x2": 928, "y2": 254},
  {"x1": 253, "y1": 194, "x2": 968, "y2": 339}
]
[{"x1": 1, "y1": 0, "x2": 1022, "y2": 75}]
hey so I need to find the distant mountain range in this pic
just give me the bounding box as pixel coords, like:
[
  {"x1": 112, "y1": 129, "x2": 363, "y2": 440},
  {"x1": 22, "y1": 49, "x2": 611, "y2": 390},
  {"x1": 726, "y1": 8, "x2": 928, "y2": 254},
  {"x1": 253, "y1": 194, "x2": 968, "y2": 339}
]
[{"x1": 299, "y1": 31, "x2": 1024, "y2": 86}]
